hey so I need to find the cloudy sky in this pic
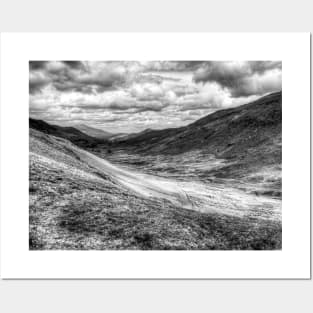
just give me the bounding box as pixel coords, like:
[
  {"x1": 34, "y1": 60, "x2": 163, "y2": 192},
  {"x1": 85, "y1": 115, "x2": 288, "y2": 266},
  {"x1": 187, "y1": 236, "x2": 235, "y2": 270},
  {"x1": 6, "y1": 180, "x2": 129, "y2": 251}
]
[{"x1": 29, "y1": 61, "x2": 282, "y2": 133}]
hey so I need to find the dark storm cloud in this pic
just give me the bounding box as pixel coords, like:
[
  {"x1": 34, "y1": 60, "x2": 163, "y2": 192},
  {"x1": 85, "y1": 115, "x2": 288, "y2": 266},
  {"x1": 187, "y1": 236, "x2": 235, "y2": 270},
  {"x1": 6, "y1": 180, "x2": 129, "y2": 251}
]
[
  {"x1": 193, "y1": 61, "x2": 281, "y2": 97},
  {"x1": 29, "y1": 61, "x2": 48, "y2": 70},
  {"x1": 29, "y1": 72, "x2": 51, "y2": 94},
  {"x1": 76, "y1": 71, "x2": 126, "y2": 90},
  {"x1": 61, "y1": 61, "x2": 85, "y2": 69},
  {"x1": 29, "y1": 61, "x2": 126, "y2": 94},
  {"x1": 29, "y1": 80, "x2": 48, "y2": 94}
]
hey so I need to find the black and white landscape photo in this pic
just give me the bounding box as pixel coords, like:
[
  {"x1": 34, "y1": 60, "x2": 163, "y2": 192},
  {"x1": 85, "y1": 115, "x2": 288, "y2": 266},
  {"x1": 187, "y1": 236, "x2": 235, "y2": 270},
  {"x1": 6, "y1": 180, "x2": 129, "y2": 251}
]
[{"x1": 29, "y1": 61, "x2": 282, "y2": 250}]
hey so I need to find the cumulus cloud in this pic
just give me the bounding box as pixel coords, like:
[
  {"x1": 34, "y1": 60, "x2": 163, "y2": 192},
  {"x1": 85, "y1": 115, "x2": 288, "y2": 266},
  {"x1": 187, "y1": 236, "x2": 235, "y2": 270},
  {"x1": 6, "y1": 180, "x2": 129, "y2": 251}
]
[
  {"x1": 29, "y1": 60, "x2": 282, "y2": 133},
  {"x1": 29, "y1": 71, "x2": 51, "y2": 94},
  {"x1": 176, "y1": 84, "x2": 227, "y2": 111},
  {"x1": 193, "y1": 61, "x2": 281, "y2": 97},
  {"x1": 29, "y1": 61, "x2": 128, "y2": 94},
  {"x1": 76, "y1": 68, "x2": 126, "y2": 92},
  {"x1": 139, "y1": 61, "x2": 201, "y2": 72}
]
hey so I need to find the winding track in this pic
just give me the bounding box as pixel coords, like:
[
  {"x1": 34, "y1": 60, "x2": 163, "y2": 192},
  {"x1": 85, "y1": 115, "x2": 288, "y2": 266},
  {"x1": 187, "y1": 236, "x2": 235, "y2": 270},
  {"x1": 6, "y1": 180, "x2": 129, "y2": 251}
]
[
  {"x1": 75, "y1": 147, "x2": 194, "y2": 209},
  {"x1": 69, "y1": 145, "x2": 281, "y2": 221}
]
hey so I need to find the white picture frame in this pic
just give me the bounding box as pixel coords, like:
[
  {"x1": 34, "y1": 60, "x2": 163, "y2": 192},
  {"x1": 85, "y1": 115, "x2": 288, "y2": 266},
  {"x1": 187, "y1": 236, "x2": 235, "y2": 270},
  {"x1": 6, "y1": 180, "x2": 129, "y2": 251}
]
[{"x1": 0, "y1": 33, "x2": 310, "y2": 279}]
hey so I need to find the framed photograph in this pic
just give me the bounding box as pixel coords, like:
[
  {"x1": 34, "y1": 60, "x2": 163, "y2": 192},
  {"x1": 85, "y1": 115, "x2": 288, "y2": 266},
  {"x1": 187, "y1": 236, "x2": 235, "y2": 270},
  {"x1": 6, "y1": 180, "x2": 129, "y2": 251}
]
[{"x1": 0, "y1": 33, "x2": 310, "y2": 279}]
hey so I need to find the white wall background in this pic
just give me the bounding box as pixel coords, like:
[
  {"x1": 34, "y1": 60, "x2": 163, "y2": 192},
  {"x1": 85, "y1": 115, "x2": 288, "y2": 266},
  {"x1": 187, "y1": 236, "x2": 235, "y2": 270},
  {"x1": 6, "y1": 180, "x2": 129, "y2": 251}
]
[{"x1": 0, "y1": 1, "x2": 312, "y2": 312}]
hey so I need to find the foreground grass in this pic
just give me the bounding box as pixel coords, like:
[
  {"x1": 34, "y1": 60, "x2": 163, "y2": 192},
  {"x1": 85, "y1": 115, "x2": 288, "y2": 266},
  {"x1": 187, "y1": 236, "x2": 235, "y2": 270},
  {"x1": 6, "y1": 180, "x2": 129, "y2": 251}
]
[{"x1": 29, "y1": 159, "x2": 281, "y2": 250}]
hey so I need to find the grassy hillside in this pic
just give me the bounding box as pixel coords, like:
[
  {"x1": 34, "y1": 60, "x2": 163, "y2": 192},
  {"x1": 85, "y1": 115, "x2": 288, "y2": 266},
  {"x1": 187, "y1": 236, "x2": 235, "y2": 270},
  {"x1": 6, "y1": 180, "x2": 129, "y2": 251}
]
[
  {"x1": 116, "y1": 92, "x2": 280, "y2": 153},
  {"x1": 29, "y1": 128, "x2": 281, "y2": 250},
  {"x1": 29, "y1": 118, "x2": 103, "y2": 147}
]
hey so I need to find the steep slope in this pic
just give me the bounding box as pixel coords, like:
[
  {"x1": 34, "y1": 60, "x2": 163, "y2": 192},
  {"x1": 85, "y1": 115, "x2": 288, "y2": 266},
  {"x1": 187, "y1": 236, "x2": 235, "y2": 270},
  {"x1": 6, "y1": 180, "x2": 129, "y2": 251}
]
[
  {"x1": 116, "y1": 91, "x2": 281, "y2": 156},
  {"x1": 174, "y1": 91, "x2": 281, "y2": 159},
  {"x1": 29, "y1": 118, "x2": 103, "y2": 147},
  {"x1": 75, "y1": 124, "x2": 114, "y2": 139}
]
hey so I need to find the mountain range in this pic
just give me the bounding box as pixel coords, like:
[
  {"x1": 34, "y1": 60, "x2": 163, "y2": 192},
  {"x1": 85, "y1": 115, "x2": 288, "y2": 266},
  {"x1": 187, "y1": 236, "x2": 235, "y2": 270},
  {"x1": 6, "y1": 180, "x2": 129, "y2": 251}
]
[{"x1": 30, "y1": 91, "x2": 281, "y2": 176}]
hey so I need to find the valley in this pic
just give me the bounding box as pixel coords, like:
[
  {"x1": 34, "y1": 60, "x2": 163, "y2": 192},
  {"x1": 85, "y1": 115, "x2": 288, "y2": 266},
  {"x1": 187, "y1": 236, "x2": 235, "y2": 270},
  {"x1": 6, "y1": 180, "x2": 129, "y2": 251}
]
[{"x1": 29, "y1": 91, "x2": 282, "y2": 250}]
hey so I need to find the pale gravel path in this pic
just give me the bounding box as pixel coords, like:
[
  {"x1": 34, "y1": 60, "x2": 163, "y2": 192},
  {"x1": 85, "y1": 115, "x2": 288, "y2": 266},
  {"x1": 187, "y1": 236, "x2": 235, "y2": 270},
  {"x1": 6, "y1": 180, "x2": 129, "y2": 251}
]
[{"x1": 72, "y1": 146, "x2": 281, "y2": 221}]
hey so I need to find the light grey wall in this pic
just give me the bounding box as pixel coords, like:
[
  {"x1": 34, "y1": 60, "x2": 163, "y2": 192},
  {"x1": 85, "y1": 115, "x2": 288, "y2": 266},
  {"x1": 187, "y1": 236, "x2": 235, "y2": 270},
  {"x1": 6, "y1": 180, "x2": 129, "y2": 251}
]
[
  {"x1": 0, "y1": 1, "x2": 312, "y2": 312},
  {"x1": 0, "y1": 0, "x2": 313, "y2": 32}
]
